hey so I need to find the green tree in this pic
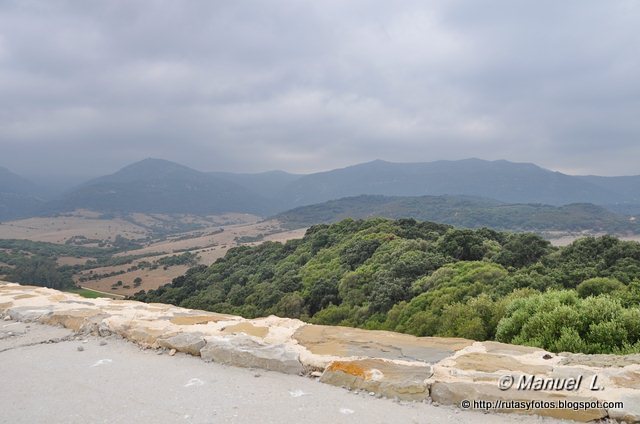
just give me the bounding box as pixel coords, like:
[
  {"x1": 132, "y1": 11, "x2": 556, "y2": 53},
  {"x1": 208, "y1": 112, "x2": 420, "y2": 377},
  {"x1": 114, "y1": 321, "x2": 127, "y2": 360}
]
[
  {"x1": 8, "y1": 256, "x2": 72, "y2": 290},
  {"x1": 576, "y1": 277, "x2": 626, "y2": 298}
]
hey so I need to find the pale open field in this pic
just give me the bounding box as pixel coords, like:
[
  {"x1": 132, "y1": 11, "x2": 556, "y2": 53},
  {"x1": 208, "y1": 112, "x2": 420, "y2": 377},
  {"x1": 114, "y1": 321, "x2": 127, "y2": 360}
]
[
  {"x1": 76, "y1": 219, "x2": 307, "y2": 296},
  {"x1": 78, "y1": 264, "x2": 191, "y2": 296},
  {"x1": 548, "y1": 233, "x2": 640, "y2": 246},
  {"x1": 114, "y1": 219, "x2": 284, "y2": 257},
  {"x1": 0, "y1": 210, "x2": 308, "y2": 296},
  {"x1": 0, "y1": 211, "x2": 149, "y2": 244},
  {"x1": 0, "y1": 210, "x2": 261, "y2": 245}
]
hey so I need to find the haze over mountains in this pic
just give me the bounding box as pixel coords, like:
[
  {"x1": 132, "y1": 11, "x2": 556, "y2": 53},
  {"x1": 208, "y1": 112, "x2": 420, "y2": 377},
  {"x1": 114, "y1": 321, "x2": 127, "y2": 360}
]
[
  {"x1": 278, "y1": 159, "x2": 626, "y2": 207},
  {"x1": 0, "y1": 167, "x2": 47, "y2": 221},
  {"x1": 1, "y1": 158, "x2": 639, "y2": 230},
  {"x1": 38, "y1": 159, "x2": 274, "y2": 216}
]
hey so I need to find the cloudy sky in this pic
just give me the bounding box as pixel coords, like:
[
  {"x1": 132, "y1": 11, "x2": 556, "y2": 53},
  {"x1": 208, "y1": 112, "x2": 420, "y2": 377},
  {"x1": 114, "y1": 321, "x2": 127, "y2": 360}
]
[{"x1": 1, "y1": 0, "x2": 639, "y2": 183}]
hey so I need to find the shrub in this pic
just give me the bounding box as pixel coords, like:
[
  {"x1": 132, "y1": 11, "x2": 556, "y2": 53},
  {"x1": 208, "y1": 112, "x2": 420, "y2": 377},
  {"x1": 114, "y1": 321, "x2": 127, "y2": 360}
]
[{"x1": 576, "y1": 277, "x2": 626, "y2": 298}]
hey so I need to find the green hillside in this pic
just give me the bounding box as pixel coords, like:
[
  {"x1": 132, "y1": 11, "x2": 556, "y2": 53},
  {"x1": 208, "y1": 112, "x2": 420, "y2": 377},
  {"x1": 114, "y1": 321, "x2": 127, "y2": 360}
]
[
  {"x1": 42, "y1": 159, "x2": 275, "y2": 215},
  {"x1": 274, "y1": 195, "x2": 638, "y2": 233},
  {"x1": 135, "y1": 218, "x2": 640, "y2": 354}
]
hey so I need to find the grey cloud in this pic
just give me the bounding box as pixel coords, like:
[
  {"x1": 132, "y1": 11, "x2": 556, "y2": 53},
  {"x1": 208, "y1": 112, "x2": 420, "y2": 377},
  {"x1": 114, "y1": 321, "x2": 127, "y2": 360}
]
[{"x1": 0, "y1": 0, "x2": 639, "y2": 179}]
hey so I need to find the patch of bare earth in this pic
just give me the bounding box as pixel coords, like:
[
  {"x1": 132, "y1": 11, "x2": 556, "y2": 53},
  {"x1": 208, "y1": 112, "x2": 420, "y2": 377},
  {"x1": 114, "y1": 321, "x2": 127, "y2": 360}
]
[{"x1": 79, "y1": 265, "x2": 191, "y2": 296}]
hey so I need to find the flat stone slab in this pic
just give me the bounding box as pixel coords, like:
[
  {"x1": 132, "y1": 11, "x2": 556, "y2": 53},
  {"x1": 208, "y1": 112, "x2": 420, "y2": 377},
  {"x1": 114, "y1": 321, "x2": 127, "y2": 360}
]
[
  {"x1": 454, "y1": 352, "x2": 553, "y2": 374},
  {"x1": 200, "y1": 334, "x2": 303, "y2": 375},
  {"x1": 169, "y1": 313, "x2": 232, "y2": 325},
  {"x1": 158, "y1": 332, "x2": 206, "y2": 356},
  {"x1": 559, "y1": 352, "x2": 640, "y2": 368},
  {"x1": 222, "y1": 322, "x2": 269, "y2": 338},
  {"x1": 293, "y1": 324, "x2": 473, "y2": 363},
  {"x1": 321, "y1": 358, "x2": 433, "y2": 401},
  {"x1": 482, "y1": 341, "x2": 548, "y2": 356},
  {"x1": 607, "y1": 393, "x2": 640, "y2": 423},
  {"x1": 430, "y1": 381, "x2": 607, "y2": 422}
]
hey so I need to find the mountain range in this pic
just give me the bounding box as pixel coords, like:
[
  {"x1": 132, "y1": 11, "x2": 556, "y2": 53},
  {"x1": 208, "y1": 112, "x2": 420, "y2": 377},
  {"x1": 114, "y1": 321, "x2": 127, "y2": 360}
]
[{"x1": 1, "y1": 158, "x2": 639, "y2": 227}]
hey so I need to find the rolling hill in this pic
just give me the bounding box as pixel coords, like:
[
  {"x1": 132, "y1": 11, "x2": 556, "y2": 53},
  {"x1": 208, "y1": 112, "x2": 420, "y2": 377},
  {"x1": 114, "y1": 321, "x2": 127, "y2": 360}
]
[
  {"x1": 41, "y1": 159, "x2": 275, "y2": 215},
  {"x1": 273, "y1": 194, "x2": 639, "y2": 233}
]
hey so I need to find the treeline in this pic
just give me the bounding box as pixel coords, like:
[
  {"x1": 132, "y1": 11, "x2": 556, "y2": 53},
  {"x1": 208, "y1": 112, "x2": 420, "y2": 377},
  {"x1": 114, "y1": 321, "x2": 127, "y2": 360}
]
[
  {"x1": 274, "y1": 195, "x2": 638, "y2": 233},
  {"x1": 134, "y1": 218, "x2": 640, "y2": 354},
  {"x1": 0, "y1": 239, "x2": 106, "y2": 290}
]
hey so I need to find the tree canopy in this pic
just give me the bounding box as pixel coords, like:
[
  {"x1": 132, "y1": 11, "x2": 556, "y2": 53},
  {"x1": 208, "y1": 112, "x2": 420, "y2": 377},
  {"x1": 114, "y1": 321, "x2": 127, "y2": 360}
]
[{"x1": 134, "y1": 218, "x2": 640, "y2": 354}]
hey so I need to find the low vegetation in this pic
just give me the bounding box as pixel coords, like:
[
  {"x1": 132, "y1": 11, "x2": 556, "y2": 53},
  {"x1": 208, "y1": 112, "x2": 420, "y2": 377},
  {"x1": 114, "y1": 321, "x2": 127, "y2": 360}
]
[
  {"x1": 0, "y1": 236, "x2": 190, "y2": 291},
  {"x1": 136, "y1": 218, "x2": 640, "y2": 354}
]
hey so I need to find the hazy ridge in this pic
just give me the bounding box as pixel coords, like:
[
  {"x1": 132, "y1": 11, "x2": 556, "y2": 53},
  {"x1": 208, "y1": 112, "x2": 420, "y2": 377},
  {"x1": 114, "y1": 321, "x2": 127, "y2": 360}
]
[
  {"x1": 274, "y1": 194, "x2": 639, "y2": 233},
  {"x1": 2, "y1": 158, "x2": 639, "y2": 230}
]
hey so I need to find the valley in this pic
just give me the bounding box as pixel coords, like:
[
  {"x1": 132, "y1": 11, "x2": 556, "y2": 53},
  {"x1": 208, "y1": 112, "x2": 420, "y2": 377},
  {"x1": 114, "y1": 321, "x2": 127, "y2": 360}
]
[
  {"x1": 4, "y1": 3, "x2": 640, "y2": 421},
  {"x1": 2, "y1": 158, "x2": 640, "y2": 350},
  {"x1": 0, "y1": 210, "x2": 307, "y2": 297}
]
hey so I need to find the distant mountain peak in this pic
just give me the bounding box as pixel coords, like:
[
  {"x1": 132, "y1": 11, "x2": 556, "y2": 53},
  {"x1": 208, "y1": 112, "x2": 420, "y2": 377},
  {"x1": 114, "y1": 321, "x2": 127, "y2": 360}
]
[
  {"x1": 119, "y1": 157, "x2": 192, "y2": 171},
  {"x1": 0, "y1": 166, "x2": 42, "y2": 195},
  {"x1": 95, "y1": 158, "x2": 203, "y2": 183}
]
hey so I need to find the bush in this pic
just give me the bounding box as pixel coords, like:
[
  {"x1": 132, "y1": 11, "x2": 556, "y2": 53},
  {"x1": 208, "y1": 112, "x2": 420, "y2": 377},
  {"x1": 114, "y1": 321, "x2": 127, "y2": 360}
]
[
  {"x1": 576, "y1": 277, "x2": 626, "y2": 298},
  {"x1": 496, "y1": 290, "x2": 640, "y2": 354}
]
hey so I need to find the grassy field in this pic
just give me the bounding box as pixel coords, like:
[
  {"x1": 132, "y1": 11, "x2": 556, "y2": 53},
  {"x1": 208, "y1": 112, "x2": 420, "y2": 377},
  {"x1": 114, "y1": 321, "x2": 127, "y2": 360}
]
[{"x1": 65, "y1": 287, "x2": 123, "y2": 299}]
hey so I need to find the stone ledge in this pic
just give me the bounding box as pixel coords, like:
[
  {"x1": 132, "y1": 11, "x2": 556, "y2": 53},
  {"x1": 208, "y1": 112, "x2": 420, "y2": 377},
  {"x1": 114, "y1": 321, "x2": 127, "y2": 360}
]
[
  {"x1": 320, "y1": 358, "x2": 433, "y2": 401},
  {"x1": 2, "y1": 282, "x2": 640, "y2": 423}
]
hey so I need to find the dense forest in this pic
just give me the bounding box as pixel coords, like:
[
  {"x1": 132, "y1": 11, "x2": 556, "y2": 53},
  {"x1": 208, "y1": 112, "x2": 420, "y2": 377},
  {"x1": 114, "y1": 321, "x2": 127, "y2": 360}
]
[
  {"x1": 0, "y1": 239, "x2": 110, "y2": 290},
  {"x1": 135, "y1": 218, "x2": 640, "y2": 355}
]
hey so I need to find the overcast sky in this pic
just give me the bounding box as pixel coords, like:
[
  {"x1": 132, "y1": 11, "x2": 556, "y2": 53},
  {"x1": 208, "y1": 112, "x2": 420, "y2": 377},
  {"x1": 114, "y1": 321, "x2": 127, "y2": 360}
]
[{"x1": 1, "y1": 0, "x2": 639, "y2": 182}]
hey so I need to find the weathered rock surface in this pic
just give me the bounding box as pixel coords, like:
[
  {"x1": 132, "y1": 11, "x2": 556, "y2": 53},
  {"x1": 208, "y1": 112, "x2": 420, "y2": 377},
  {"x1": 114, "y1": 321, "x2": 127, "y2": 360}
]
[
  {"x1": 222, "y1": 322, "x2": 269, "y2": 338},
  {"x1": 453, "y1": 352, "x2": 553, "y2": 374},
  {"x1": 293, "y1": 324, "x2": 472, "y2": 363},
  {"x1": 200, "y1": 335, "x2": 303, "y2": 374},
  {"x1": 608, "y1": 393, "x2": 640, "y2": 423},
  {"x1": 430, "y1": 382, "x2": 607, "y2": 422},
  {"x1": 320, "y1": 358, "x2": 432, "y2": 400},
  {"x1": 3, "y1": 282, "x2": 640, "y2": 423},
  {"x1": 560, "y1": 352, "x2": 640, "y2": 368},
  {"x1": 158, "y1": 332, "x2": 206, "y2": 356}
]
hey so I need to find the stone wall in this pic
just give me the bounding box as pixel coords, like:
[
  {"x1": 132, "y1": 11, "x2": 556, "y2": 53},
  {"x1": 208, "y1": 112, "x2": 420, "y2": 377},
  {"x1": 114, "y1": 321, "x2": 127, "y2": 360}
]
[{"x1": 1, "y1": 282, "x2": 639, "y2": 422}]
